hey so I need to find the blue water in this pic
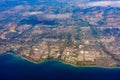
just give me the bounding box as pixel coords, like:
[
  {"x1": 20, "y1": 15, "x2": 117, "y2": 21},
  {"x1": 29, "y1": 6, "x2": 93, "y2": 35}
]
[{"x1": 0, "y1": 54, "x2": 120, "y2": 80}]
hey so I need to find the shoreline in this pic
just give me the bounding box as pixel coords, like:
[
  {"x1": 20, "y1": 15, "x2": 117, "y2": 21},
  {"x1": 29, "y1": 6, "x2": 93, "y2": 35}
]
[{"x1": 0, "y1": 53, "x2": 119, "y2": 69}]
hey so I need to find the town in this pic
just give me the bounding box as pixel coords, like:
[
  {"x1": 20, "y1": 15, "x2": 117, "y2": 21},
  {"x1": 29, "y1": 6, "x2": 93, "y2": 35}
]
[{"x1": 0, "y1": 0, "x2": 120, "y2": 67}]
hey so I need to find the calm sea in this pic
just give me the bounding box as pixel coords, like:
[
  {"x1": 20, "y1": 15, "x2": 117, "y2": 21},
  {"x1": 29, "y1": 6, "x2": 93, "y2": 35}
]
[{"x1": 0, "y1": 54, "x2": 120, "y2": 80}]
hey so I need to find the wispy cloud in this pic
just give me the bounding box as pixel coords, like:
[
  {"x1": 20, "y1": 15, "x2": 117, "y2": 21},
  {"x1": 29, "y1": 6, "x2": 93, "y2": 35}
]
[
  {"x1": 23, "y1": 11, "x2": 43, "y2": 16},
  {"x1": 44, "y1": 13, "x2": 73, "y2": 20},
  {"x1": 78, "y1": 1, "x2": 120, "y2": 7},
  {"x1": 23, "y1": 11, "x2": 72, "y2": 20}
]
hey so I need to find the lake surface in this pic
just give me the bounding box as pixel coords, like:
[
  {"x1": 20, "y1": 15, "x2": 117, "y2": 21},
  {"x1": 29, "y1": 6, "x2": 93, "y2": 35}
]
[{"x1": 0, "y1": 54, "x2": 120, "y2": 80}]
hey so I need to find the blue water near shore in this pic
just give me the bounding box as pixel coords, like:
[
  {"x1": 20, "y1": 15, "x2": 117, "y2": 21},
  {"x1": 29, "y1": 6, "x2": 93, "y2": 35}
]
[{"x1": 0, "y1": 54, "x2": 120, "y2": 80}]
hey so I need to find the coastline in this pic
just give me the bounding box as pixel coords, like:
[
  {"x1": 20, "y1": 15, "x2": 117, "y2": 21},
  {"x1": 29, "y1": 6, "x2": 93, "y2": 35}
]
[
  {"x1": 1, "y1": 53, "x2": 120, "y2": 80},
  {"x1": 0, "y1": 53, "x2": 119, "y2": 69}
]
